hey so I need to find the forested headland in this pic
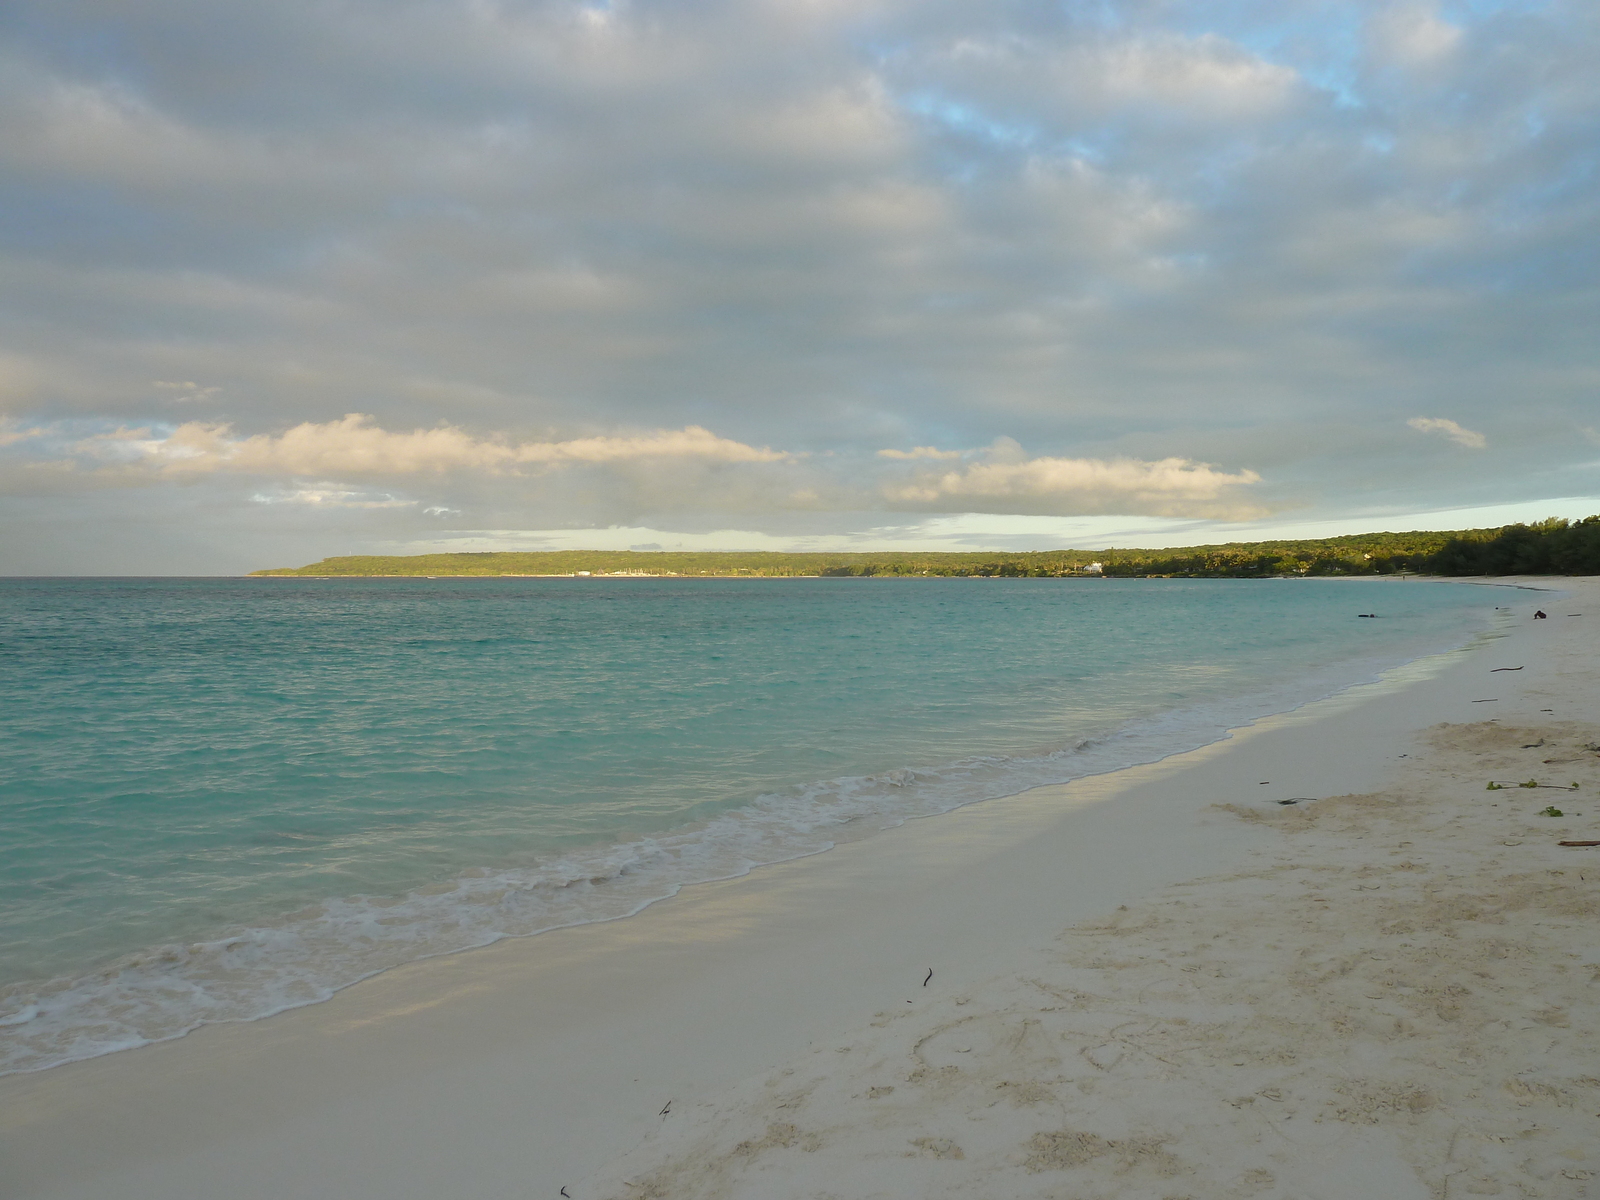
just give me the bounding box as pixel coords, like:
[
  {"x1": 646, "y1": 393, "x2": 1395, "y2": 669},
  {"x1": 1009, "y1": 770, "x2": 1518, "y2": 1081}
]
[{"x1": 252, "y1": 515, "x2": 1599, "y2": 578}]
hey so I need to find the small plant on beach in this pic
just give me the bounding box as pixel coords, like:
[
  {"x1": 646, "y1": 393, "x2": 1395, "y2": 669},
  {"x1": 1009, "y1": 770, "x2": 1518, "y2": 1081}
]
[
  {"x1": 1540, "y1": 806, "x2": 1565, "y2": 817},
  {"x1": 1519, "y1": 779, "x2": 1540, "y2": 788},
  {"x1": 1486, "y1": 782, "x2": 1504, "y2": 790}
]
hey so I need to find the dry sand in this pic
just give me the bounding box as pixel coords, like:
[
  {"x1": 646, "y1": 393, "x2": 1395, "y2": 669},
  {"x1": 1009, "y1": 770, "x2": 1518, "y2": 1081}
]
[{"x1": 1, "y1": 578, "x2": 1592, "y2": 1200}]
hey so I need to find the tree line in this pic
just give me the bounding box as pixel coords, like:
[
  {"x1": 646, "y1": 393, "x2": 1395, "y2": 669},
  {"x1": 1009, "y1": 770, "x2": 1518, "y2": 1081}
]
[
  {"x1": 251, "y1": 516, "x2": 1599, "y2": 579},
  {"x1": 1426, "y1": 516, "x2": 1600, "y2": 576}
]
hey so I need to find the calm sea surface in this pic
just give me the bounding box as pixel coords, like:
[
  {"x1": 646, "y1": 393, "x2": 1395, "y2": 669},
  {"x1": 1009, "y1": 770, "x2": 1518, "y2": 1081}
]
[{"x1": 0, "y1": 576, "x2": 1493, "y2": 1072}]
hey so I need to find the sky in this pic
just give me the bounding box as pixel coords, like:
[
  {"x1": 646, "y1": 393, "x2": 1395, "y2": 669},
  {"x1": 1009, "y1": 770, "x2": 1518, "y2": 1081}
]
[{"x1": 2, "y1": 0, "x2": 1598, "y2": 574}]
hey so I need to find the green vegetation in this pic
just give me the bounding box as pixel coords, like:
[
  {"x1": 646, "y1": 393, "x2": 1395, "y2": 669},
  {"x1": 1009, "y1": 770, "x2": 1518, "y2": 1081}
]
[
  {"x1": 252, "y1": 515, "x2": 1600, "y2": 579},
  {"x1": 1427, "y1": 516, "x2": 1600, "y2": 575}
]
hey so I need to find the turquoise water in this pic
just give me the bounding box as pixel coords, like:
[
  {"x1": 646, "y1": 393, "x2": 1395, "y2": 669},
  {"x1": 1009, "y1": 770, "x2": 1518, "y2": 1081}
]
[{"x1": 0, "y1": 576, "x2": 1491, "y2": 1073}]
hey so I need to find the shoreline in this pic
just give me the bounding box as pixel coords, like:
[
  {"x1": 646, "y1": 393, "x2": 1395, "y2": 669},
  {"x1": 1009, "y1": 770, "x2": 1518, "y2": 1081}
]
[
  {"x1": 0, "y1": 579, "x2": 1499, "y2": 1080},
  {"x1": 248, "y1": 572, "x2": 1490, "y2": 580},
  {"x1": 1, "y1": 581, "x2": 1579, "y2": 1199},
  {"x1": 584, "y1": 577, "x2": 1598, "y2": 1199}
]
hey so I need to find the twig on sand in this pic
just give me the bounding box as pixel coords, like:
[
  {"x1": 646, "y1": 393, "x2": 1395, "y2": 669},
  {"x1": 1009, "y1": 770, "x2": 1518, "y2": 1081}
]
[
  {"x1": 923, "y1": 968, "x2": 933, "y2": 987},
  {"x1": 1558, "y1": 841, "x2": 1600, "y2": 847},
  {"x1": 1490, "y1": 666, "x2": 1524, "y2": 672}
]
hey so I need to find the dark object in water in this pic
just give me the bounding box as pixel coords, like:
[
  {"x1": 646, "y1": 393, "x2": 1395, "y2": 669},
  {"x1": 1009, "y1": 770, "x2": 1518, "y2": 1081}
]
[
  {"x1": 1558, "y1": 840, "x2": 1600, "y2": 847},
  {"x1": 924, "y1": 968, "x2": 933, "y2": 987},
  {"x1": 1277, "y1": 798, "x2": 1316, "y2": 806},
  {"x1": 1534, "y1": 610, "x2": 1547, "y2": 619},
  {"x1": 1358, "y1": 613, "x2": 1376, "y2": 618},
  {"x1": 1491, "y1": 666, "x2": 1524, "y2": 672},
  {"x1": 1471, "y1": 699, "x2": 1499, "y2": 703}
]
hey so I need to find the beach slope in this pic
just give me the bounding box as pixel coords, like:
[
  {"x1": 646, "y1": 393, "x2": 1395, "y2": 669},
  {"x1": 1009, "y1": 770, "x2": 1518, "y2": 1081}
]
[
  {"x1": 1, "y1": 580, "x2": 1591, "y2": 1200},
  {"x1": 582, "y1": 582, "x2": 1600, "y2": 1199}
]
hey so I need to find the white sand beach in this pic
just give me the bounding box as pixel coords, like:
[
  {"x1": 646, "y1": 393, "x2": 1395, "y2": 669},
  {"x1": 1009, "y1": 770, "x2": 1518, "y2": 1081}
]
[{"x1": 2, "y1": 579, "x2": 1593, "y2": 1200}]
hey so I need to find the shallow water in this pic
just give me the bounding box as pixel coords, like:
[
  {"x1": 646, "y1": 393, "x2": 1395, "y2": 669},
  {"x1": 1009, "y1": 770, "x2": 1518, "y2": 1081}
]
[{"x1": 0, "y1": 575, "x2": 1492, "y2": 1073}]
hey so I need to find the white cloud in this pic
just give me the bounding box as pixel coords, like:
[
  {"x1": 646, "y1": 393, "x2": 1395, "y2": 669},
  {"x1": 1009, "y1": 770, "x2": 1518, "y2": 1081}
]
[
  {"x1": 1096, "y1": 34, "x2": 1300, "y2": 115},
  {"x1": 1407, "y1": 417, "x2": 1487, "y2": 450},
  {"x1": 68, "y1": 416, "x2": 792, "y2": 479},
  {"x1": 876, "y1": 445, "x2": 963, "y2": 460},
  {"x1": 1371, "y1": 8, "x2": 1464, "y2": 66},
  {"x1": 885, "y1": 449, "x2": 1264, "y2": 518},
  {"x1": 926, "y1": 31, "x2": 1299, "y2": 125},
  {"x1": 724, "y1": 79, "x2": 905, "y2": 169},
  {"x1": 250, "y1": 484, "x2": 415, "y2": 509},
  {"x1": 6, "y1": 414, "x2": 1269, "y2": 521},
  {"x1": 153, "y1": 381, "x2": 221, "y2": 403},
  {"x1": 0, "y1": 418, "x2": 41, "y2": 448}
]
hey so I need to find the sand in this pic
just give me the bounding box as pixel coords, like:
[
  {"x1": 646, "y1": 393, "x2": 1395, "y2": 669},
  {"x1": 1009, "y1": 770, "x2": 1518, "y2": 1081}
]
[{"x1": 1, "y1": 578, "x2": 1593, "y2": 1200}]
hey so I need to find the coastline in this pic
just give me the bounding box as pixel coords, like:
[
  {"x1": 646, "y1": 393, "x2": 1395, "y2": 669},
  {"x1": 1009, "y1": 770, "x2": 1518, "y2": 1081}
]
[
  {"x1": 583, "y1": 578, "x2": 1598, "y2": 1200},
  {"x1": 248, "y1": 572, "x2": 1469, "y2": 580},
  {"x1": 0, "y1": 576, "x2": 1493, "y2": 1079},
  {"x1": 0, "y1": 579, "x2": 1586, "y2": 1199}
]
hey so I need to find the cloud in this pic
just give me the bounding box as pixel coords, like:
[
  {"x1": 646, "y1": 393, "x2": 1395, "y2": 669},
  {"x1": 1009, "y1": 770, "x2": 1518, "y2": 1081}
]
[
  {"x1": 249, "y1": 484, "x2": 415, "y2": 509},
  {"x1": 4, "y1": 413, "x2": 1267, "y2": 521},
  {"x1": 2, "y1": 0, "x2": 1599, "y2": 568},
  {"x1": 923, "y1": 30, "x2": 1300, "y2": 126},
  {"x1": 884, "y1": 442, "x2": 1264, "y2": 518},
  {"x1": 153, "y1": 381, "x2": 222, "y2": 403},
  {"x1": 1093, "y1": 34, "x2": 1301, "y2": 116},
  {"x1": 876, "y1": 446, "x2": 963, "y2": 460},
  {"x1": 1407, "y1": 417, "x2": 1487, "y2": 450},
  {"x1": 1370, "y1": 7, "x2": 1464, "y2": 66},
  {"x1": 60, "y1": 416, "x2": 792, "y2": 479},
  {"x1": 0, "y1": 418, "x2": 42, "y2": 449}
]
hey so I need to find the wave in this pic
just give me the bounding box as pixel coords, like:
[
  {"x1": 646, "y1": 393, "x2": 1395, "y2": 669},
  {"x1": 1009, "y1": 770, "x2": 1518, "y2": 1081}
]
[{"x1": 0, "y1": 625, "x2": 1488, "y2": 1076}]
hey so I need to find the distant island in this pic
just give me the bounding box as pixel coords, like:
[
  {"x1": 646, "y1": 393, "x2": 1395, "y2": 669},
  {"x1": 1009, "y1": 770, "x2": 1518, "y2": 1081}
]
[{"x1": 253, "y1": 516, "x2": 1599, "y2": 578}]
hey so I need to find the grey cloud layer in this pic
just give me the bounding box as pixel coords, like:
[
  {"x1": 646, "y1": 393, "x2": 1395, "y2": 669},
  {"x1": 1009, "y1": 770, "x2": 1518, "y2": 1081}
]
[{"x1": 2, "y1": 0, "x2": 1598, "y2": 563}]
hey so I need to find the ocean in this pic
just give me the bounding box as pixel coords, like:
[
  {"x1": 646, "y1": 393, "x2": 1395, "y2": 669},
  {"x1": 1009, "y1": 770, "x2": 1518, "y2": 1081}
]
[{"x1": 0, "y1": 575, "x2": 1495, "y2": 1074}]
